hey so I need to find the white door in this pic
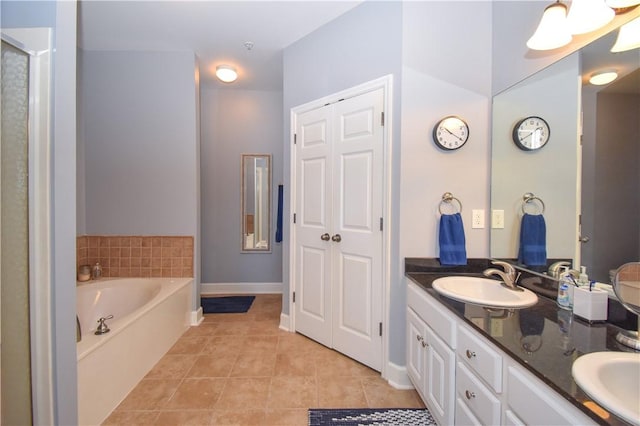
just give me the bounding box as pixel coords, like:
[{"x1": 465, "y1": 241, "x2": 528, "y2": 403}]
[{"x1": 293, "y1": 88, "x2": 384, "y2": 371}]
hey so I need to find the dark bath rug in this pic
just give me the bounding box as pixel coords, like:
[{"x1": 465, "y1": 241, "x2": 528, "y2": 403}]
[
  {"x1": 308, "y1": 408, "x2": 435, "y2": 426},
  {"x1": 201, "y1": 295, "x2": 255, "y2": 314}
]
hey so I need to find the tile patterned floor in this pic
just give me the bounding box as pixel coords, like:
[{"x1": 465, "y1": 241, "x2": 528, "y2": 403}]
[{"x1": 103, "y1": 294, "x2": 424, "y2": 425}]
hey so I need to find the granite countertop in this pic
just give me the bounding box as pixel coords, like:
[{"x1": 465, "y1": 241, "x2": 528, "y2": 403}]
[{"x1": 405, "y1": 258, "x2": 638, "y2": 426}]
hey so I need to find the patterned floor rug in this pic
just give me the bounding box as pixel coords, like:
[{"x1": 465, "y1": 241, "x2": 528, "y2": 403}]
[{"x1": 308, "y1": 408, "x2": 435, "y2": 426}]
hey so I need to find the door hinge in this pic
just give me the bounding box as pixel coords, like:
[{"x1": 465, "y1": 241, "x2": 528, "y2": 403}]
[
  {"x1": 293, "y1": 292, "x2": 296, "y2": 303},
  {"x1": 379, "y1": 217, "x2": 383, "y2": 231},
  {"x1": 379, "y1": 322, "x2": 383, "y2": 337},
  {"x1": 294, "y1": 133, "x2": 297, "y2": 144},
  {"x1": 293, "y1": 213, "x2": 297, "y2": 224},
  {"x1": 381, "y1": 111, "x2": 385, "y2": 126}
]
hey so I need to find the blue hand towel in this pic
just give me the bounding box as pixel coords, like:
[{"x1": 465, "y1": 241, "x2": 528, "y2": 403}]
[
  {"x1": 439, "y1": 213, "x2": 467, "y2": 266},
  {"x1": 275, "y1": 184, "x2": 283, "y2": 243},
  {"x1": 518, "y1": 213, "x2": 547, "y2": 266}
]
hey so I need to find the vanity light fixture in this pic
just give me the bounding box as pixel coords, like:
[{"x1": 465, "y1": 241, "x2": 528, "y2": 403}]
[
  {"x1": 215, "y1": 65, "x2": 238, "y2": 83},
  {"x1": 567, "y1": 0, "x2": 614, "y2": 35},
  {"x1": 610, "y1": 16, "x2": 640, "y2": 51},
  {"x1": 527, "y1": 1, "x2": 573, "y2": 50},
  {"x1": 605, "y1": 0, "x2": 640, "y2": 8},
  {"x1": 589, "y1": 70, "x2": 619, "y2": 85}
]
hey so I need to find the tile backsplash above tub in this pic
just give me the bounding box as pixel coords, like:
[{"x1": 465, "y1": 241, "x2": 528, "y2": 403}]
[{"x1": 76, "y1": 235, "x2": 193, "y2": 278}]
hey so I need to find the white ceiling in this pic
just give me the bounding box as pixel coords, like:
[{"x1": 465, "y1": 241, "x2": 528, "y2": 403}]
[{"x1": 78, "y1": 0, "x2": 362, "y2": 89}]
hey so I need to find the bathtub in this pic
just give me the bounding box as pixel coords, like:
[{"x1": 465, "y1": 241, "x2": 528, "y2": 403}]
[{"x1": 77, "y1": 278, "x2": 192, "y2": 425}]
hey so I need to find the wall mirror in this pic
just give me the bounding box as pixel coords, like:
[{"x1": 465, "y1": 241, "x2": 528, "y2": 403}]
[
  {"x1": 491, "y1": 28, "x2": 640, "y2": 283},
  {"x1": 241, "y1": 154, "x2": 271, "y2": 252}
]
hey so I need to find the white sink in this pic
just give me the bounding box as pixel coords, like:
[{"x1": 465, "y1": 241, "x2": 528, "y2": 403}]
[
  {"x1": 572, "y1": 351, "x2": 640, "y2": 425},
  {"x1": 432, "y1": 276, "x2": 538, "y2": 308}
]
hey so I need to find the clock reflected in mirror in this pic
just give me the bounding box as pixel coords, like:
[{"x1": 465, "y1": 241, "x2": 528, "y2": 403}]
[
  {"x1": 513, "y1": 116, "x2": 550, "y2": 151},
  {"x1": 433, "y1": 115, "x2": 469, "y2": 151}
]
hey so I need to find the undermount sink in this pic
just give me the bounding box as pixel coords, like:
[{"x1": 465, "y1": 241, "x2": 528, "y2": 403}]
[
  {"x1": 572, "y1": 351, "x2": 640, "y2": 425},
  {"x1": 431, "y1": 276, "x2": 538, "y2": 308}
]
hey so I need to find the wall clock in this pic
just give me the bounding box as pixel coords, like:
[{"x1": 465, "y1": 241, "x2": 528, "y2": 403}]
[
  {"x1": 432, "y1": 116, "x2": 469, "y2": 150},
  {"x1": 512, "y1": 116, "x2": 550, "y2": 151}
]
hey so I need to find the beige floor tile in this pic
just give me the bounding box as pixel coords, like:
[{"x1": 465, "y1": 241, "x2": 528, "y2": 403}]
[
  {"x1": 314, "y1": 351, "x2": 378, "y2": 377},
  {"x1": 145, "y1": 354, "x2": 198, "y2": 379},
  {"x1": 317, "y1": 376, "x2": 368, "y2": 408},
  {"x1": 155, "y1": 410, "x2": 213, "y2": 425},
  {"x1": 274, "y1": 352, "x2": 316, "y2": 377},
  {"x1": 187, "y1": 354, "x2": 238, "y2": 378},
  {"x1": 210, "y1": 409, "x2": 266, "y2": 425},
  {"x1": 230, "y1": 351, "x2": 277, "y2": 377},
  {"x1": 202, "y1": 336, "x2": 246, "y2": 356},
  {"x1": 277, "y1": 333, "x2": 328, "y2": 354},
  {"x1": 264, "y1": 409, "x2": 308, "y2": 426},
  {"x1": 246, "y1": 319, "x2": 285, "y2": 334},
  {"x1": 168, "y1": 336, "x2": 211, "y2": 355},
  {"x1": 214, "y1": 378, "x2": 271, "y2": 410},
  {"x1": 240, "y1": 335, "x2": 278, "y2": 352},
  {"x1": 203, "y1": 312, "x2": 256, "y2": 323},
  {"x1": 210, "y1": 322, "x2": 253, "y2": 336},
  {"x1": 268, "y1": 376, "x2": 318, "y2": 409},
  {"x1": 361, "y1": 377, "x2": 425, "y2": 408},
  {"x1": 115, "y1": 378, "x2": 181, "y2": 411},
  {"x1": 102, "y1": 409, "x2": 160, "y2": 425},
  {"x1": 166, "y1": 378, "x2": 226, "y2": 410},
  {"x1": 183, "y1": 324, "x2": 220, "y2": 337}
]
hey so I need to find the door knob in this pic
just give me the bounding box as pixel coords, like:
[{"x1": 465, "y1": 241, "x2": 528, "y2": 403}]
[
  {"x1": 331, "y1": 234, "x2": 342, "y2": 242},
  {"x1": 320, "y1": 233, "x2": 330, "y2": 241}
]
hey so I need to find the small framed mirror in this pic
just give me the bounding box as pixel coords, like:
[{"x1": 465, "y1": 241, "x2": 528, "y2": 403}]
[{"x1": 241, "y1": 154, "x2": 271, "y2": 252}]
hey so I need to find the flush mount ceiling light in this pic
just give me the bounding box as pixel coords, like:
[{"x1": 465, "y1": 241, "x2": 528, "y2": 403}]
[
  {"x1": 216, "y1": 65, "x2": 238, "y2": 83},
  {"x1": 605, "y1": 0, "x2": 640, "y2": 7},
  {"x1": 527, "y1": 1, "x2": 573, "y2": 50},
  {"x1": 589, "y1": 70, "x2": 619, "y2": 85},
  {"x1": 611, "y1": 16, "x2": 640, "y2": 51},
  {"x1": 567, "y1": 0, "x2": 614, "y2": 34}
]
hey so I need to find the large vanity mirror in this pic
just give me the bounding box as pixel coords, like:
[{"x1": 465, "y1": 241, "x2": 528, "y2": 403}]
[
  {"x1": 491, "y1": 29, "x2": 640, "y2": 283},
  {"x1": 241, "y1": 154, "x2": 271, "y2": 252}
]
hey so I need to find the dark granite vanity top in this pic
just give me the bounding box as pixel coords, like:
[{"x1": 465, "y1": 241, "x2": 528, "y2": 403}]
[{"x1": 405, "y1": 258, "x2": 638, "y2": 426}]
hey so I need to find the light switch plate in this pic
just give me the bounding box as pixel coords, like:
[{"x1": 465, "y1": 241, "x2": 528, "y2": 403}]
[{"x1": 492, "y1": 209, "x2": 505, "y2": 229}]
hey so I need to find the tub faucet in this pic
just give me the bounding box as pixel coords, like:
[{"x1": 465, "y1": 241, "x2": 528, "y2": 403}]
[
  {"x1": 483, "y1": 260, "x2": 523, "y2": 292},
  {"x1": 95, "y1": 315, "x2": 113, "y2": 335}
]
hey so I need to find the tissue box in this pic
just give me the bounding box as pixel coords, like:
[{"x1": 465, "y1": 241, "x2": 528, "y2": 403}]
[{"x1": 573, "y1": 287, "x2": 608, "y2": 322}]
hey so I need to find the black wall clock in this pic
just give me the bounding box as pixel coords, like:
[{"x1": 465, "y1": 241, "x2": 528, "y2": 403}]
[
  {"x1": 513, "y1": 116, "x2": 550, "y2": 151},
  {"x1": 432, "y1": 116, "x2": 469, "y2": 150}
]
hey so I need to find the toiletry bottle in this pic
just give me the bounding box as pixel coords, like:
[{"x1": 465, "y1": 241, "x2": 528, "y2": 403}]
[
  {"x1": 578, "y1": 266, "x2": 589, "y2": 286},
  {"x1": 560, "y1": 268, "x2": 575, "y2": 308},
  {"x1": 557, "y1": 267, "x2": 571, "y2": 309}
]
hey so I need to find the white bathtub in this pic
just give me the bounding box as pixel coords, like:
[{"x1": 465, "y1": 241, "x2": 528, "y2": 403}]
[{"x1": 77, "y1": 278, "x2": 192, "y2": 425}]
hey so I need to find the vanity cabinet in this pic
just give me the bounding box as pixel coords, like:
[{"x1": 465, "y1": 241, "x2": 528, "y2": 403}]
[
  {"x1": 407, "y1": 282, "x2": 456, "y2": 426},
  {"x1": 406, "y1": 279, "x2": 597, "y2": 426}
]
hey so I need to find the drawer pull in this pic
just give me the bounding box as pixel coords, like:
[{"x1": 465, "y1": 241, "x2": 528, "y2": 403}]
[
  {"x1": 421, "y1": 340, "x2": 428, "y2": 348},
  {"x1": 466, "y1": 349, "x2": 476, "y2": 359},
  {"x1": 465, "y1": 390, "x2": 476, "y2": 400},
  {"x1": 416, "y1": 335, "x2": 423, "y2": 342}
]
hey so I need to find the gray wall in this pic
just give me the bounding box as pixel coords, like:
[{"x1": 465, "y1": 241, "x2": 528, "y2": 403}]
[
  {"x1": 2, "y1": 1, "x2": 78, "y2": 424},
  {"x1": 78, "y1": 50, "x2": 201, "y2": 308},
  {"x1": 200, "y1": 87, "x2": 283, "y2": 283}
]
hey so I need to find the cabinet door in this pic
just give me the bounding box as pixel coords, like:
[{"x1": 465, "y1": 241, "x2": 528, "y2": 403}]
[
  {"x1": 425, "y1": 327, "x2": 456, "y2": 426},
  {"x1": 406, "y1": 308, "x2": 427, "y2": 398}
]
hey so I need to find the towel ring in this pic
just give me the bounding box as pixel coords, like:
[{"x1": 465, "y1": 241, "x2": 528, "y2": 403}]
[
  {"x1": 439, "y1": 192, "x2": 462, "y2": 214},
  {"x1": 521, "y1": 192, "x2": 545, "y2": 215}
]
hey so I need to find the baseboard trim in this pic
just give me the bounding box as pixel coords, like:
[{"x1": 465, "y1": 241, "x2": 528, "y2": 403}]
[
  {"x1": 385, "y1": 361, "x2": 414, "y2": 390},
  {"x1": 190, "y1": 307, "x2": 203, "y2": 326},
  {"x1": 200, "y1": 282, "x2": 283, "y2": 295},
  {"x1": 279, "y1": 312, "x2": 291, "y2": 332}
]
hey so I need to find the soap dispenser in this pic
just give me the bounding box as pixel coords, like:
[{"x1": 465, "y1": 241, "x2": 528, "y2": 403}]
[{"x1": 578, "y1": 266, "x2": 589, "y2": 286}]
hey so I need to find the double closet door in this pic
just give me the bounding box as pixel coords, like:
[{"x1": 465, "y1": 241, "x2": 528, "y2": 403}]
[{"x1": 293, "y1": 88, "x2": 384, "y2": 371}]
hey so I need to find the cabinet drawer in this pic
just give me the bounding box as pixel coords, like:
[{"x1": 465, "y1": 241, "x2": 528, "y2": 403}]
[
  {"x1": 456, "y1": 362, "x2": 501, "y2": 426},
  {"x1": 457, "y1": 325, "x2": 502, "y2": 392},
  {"x1": 407, "y1": 282, "x2": 456, "y2": 348},
  {"x1": 507, "y1": 365, "x2": 594, "y2": 425},
  {"x1": 455, "y1": 397, "x2": 482, "y2": 426}
]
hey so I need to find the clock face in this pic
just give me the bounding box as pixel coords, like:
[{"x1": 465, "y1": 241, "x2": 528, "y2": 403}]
[
  {"x1": 513, "y1": 116, "x2": 550, "y2": 151},
  {"x1": 433, "y1": 116, "x2": 469, "y2": 150}
]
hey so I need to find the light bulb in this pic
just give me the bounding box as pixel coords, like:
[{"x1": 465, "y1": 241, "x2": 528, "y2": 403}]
[
  {"x1": 527, "y1": 2, "x2": 572, "y2": 51},
  {"x1": 216, "y1": 65, "x2": 238, "y2": 83}
]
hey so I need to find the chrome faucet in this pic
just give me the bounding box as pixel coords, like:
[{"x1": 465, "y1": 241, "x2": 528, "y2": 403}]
[
  {"x1": 548, "y1": 261, "x2": 571, "y2": 279},
  {"x1": 483, "y1": 260, "x2": 523, "y2": 291}
]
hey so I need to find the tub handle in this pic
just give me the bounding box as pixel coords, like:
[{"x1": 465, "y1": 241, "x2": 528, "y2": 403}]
[{"x1": 95, "y1": 315, "x2": 114, "y2": 335}]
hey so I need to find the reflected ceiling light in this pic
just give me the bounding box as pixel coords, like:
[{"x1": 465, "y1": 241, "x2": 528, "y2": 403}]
[
  {"x1": 589, "y1": 70, "x2": 618, "y2": 85},
  {"x1": 567, "y1": 0, "x2": 614, "y2": 34},
  {"x1": 611, "y1": 16, "x2": 640, "y2": 52},
  {"x1": 215, "y1": 65, "x2": 237, "y2": 83},
  {"x1": 527, "y1": 1, "x2": 572, "y2": 50},
  {"x1": 605, "y1": 0, "x2": 640, "y2": 8}
]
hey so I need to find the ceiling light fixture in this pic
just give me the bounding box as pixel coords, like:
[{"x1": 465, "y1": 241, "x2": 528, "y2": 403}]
[
  {"x1": 216, "y1": 65, "x2": 238, "y2": 83},
  {"x1": 566, "y1": 0, "x2": 614, "y2": 34},
  {"x1": 589, "y1": 70, "x2": 619, "y2": 85},
  {"x1": 605, "y1": 0, "x2": 640, "y2": 8},
  {"x1": 610, "y1": 15, "x2": 640, "y2": 51},
  {"x1": 527, "y1": 1, "x2": 572, "y2": 50}
]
